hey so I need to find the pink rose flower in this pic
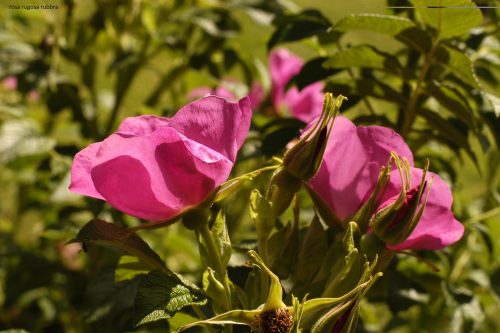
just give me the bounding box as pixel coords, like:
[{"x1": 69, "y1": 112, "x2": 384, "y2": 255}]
[
  {"x1": 70, "y1": 96, "x2": 251, "y2": 222},
  {"x1": 308, "y1": 116, "x2": 464, "y2": 250},
  {"x1": 2, "y1": 76, "x2": 17, "y2": 90},
  {"x1": 269, "y1": 49, "x2": 324, "y2": 123}
]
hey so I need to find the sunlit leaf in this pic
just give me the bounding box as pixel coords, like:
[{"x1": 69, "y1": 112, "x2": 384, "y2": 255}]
[
  {"x1": 115, "y1": 255, "x2": 150, "y2": 283},
  {"x1": 334, "y1": 14, "x2": 415, "y2": 35},
  {"x1": 324, "y1": 45, "x2": 402, "y2": 74},
  {"x1": 434, "y1": 45, "x2": 479, "y2": 88},
  {"x1": 134, "y1": 270, "x2": 206, "y2": 326},
  {"x1": 411, "y1": 0, "x2": 482, "y2": 39}
]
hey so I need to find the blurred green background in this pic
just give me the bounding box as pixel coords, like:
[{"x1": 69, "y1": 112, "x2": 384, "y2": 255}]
[{"x1": 0, "y1": 0, "x2": 499, "y2": 332}]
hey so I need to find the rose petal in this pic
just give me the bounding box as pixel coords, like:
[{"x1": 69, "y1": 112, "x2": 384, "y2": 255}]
[
  {"x1": 86, "y1": 126, "x2": 232, "y2": 221},
  {"x1": 310, "y1": 117, "x2": 415, "y2": 220},
  {"x1": 388, "y1": 209, "x2": 464, "y2": 250},
  {"x1": 155, "y1": 136, "x2": 233, "y2": 207},
  {"x1": 69, "y1": 142, "x2": 104, "y2": 200},
  {"x1": 356, "y1": 125, "x2": 414, "y2": 167},
  {"x1": 269, "y1": 49, "x2": 304, "y2": 110},
  {"x1": 170, "y1": 95, "x2": 252, "y2": 162},
  {"x1": 91, "y1": 156, "x2": 178, "y2": 221},
  {"x1": 248, "y1": 82, "x2": 264, "y2": 109},
  {"x1": 284, "y1": 82, "x2": 324, "y2": 123},
  {"x1": 309, "y1": 116, "x2": 369, "y2": 219},
  {"x1": 118, "y1": 115, "x2": 170, "y2": 136}
]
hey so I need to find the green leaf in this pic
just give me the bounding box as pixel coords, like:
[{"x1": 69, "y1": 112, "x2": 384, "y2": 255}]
[
  {"x1": 0, "y1": 120, "x2": 56, "y2": 163},
  {"x1": 168, "y1": 312, "x2": 199, "y2": 332},
  {"x1": 141, "y1": 4, "x2": 157, "y2": 34},
  {"x1": 203, "y1": 268, "x2": 227, "y2": 310},
  {"x1": 115, "y1": 255, "x2": 150, "y2": 283},
  {"x1": 250, "y1": 190, "x2": 274, "y2": 237},
  {"x1": 411, "y1": 0, "x2": 482, "y2": 39},
  {"x1": 84, "y1": 268, "x2": 140, "y2": 324},
  {"x1": 324, "y1": 45, "x2": 402, "y2": 74},
  {"x1": 70, "y1": 219, "x2": 168, "y2": 274},
  {"x1": 485, "y1": 93, "x2": 500, "y2": 117},
  {"x1": 396, "y1": 27, "x2": 433, "y2": 53},
  {"x1": 212, "y1": 209, "x2": 231, "y2": 268},
  {"x1": 291, "y1": 57, "x2": 341, "y2": 90},
  {"x1": 268, "y1": 9, "x2": 331, "y2": 48},
  {"x1": 321, "y1": 223, "x2": 365, "y2": 298},
  {"x1": 434, "y1": 45, "x2": 479, "y2": 88},
  {"x1": 134, "y1": 270, "x2": 206, "y2": 326},
  {"x1": 294, "y1": 216, "x2": 328, "y2": 285},
  {"x1": 325, "y1": 78, "x2": 407, "y2": 107},
  {"x1": 268, "y1": 216, "x2": 299, "y2": 279},
  {"x1": 215, "y1": 165, "x2": 278, "y2": 203},
  {"x1": 176, "y1": 309, "x2": 260, "y2": 332},
  {"x1": 424, "y1": 81, "x2": 477, "y2": 129},
  {"x1": 418, "y1": 109, "x2": 475, "y2": 160},
  {"x1": 334, "y1": 14, "x2": 415, "y2": 35}
]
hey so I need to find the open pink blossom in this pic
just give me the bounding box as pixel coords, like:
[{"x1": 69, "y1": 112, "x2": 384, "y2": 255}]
[
  {"x1": 2, "y1": 76, "x2": 17, "y2": 90},
  {"x1": 308, "y1": 116, "x2": 464, "y2": 250},
  {"x1": 269, "y1": 49, "x2": 324, "y2": 123},
  {"x1": 70, "y1": 95, "x2": 251, "y2": 222}
]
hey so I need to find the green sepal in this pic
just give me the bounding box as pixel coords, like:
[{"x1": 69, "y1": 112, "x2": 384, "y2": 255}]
[
  {"x1": 248, "y1": 250, "x2": 287, "y2": 311},
  {"x1": 214, "y1": 165, "x2": 279, "y2": 203},
  {"x1": 283, "y1": 94, "x2": 346, "y2": 181},
  {"x1": 250, "y1": 189, "x2": 275, "y2": 237},
  {"x1": 266, "y1": 167, "x2": 302, "y2": 217},
  {"x1": 175, "y1": 309, "x2": 260, "y2": 332},
  {"x1": 370, "y1": 156, "x2": 432, "y2": 245},
  {"x1": 203, "y1": 267, "x2": 228, "y2": 310},
  {"x1": 350, "y1": 163, "x2": 391, "y2": 233}
]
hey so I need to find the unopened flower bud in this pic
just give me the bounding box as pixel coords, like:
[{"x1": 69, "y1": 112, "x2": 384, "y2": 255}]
[
  {"x1": 350, "y1": 163, "x2": 392, "y2": 233},
  {"x1": 282, "y1": 93, "x2": 346, "y2": 181},
  {"x1": 370, "y1": 155, "x2": 432, "y2": 245}
]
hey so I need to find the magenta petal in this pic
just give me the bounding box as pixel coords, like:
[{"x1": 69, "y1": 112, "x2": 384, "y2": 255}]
[
  {"x1": 309, "y1": 117, "x2": 416, "y2": 220},
  {"x1": 69, "y1": 142, "x2": 104, "y2": 200},
  {"x1": 385, "y1": 168, "x2": 464, "y2": 250},
  {"x1": 269, "y1": 49, "x2": 304, "y2": 109},
  {"x1": 248, "y1": 82, "x2": 264, "y2": 109},
  {"x1": 285, "y1": 82, "x2": 325, "y2": 123},
  {"x1": 155, "y1": 135, "x2": 233, "y2": 207},
  {"x1": 86, "y1": 126, "x2": 233, "y2": 221},
  {"x1": 309, "y1": 117, "x2": 369, "y2": 220},
  {"x1": 91, "y1": 156, "x2": 178, "y2": 221},
  {"x1": 388, "y1": 209, "x2": 464, "y2": 250},
  {"x1": 170, "y1": 95, "x2": 252, "y2": 162},
  {"x1": 118, "y1": 115, "x2": 170, "y2": 136},
  {"x1": 356, "y1": 125, "x2": 414, "y2": 167}
]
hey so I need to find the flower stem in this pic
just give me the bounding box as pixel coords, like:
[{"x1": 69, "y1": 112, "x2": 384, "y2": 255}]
[
  {"x1": 198, "y1": 223, "x2": 233, "y2": 311},
  {"x1": 198, "y1": 223, "x2": 233, "y2": 333}
]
